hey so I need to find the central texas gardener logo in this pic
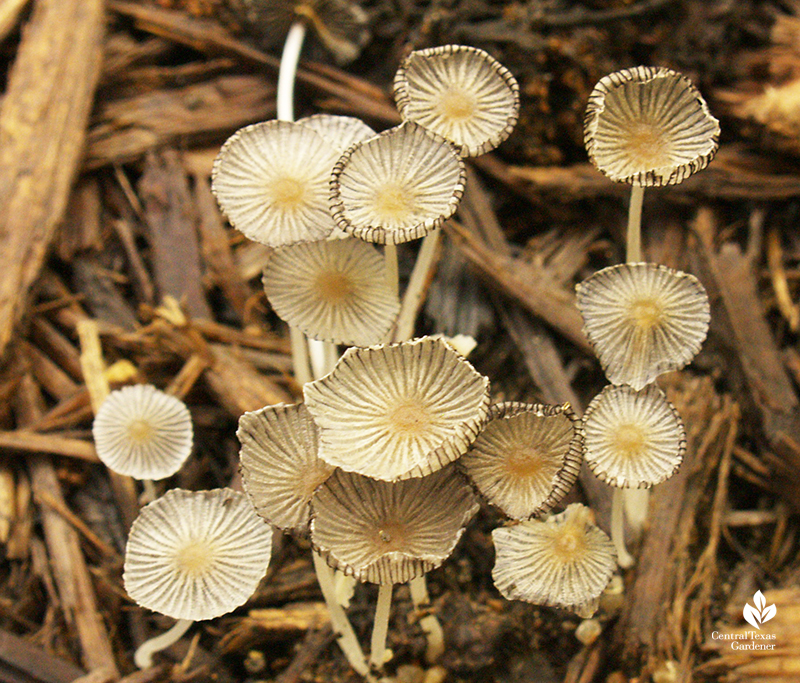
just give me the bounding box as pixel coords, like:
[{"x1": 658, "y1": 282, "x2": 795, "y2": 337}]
[{"x1": 743, "y1": 590, "x2": 776, "y2": 630}]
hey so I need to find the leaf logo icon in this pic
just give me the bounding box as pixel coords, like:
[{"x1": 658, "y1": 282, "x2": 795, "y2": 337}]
[{"x1": 743, "y1": 590, "x2": 776, "y2": 629}]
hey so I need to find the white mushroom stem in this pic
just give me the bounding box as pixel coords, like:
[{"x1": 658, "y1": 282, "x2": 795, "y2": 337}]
[
  {"x1": 409, "y1": 575, "x2": 445, "y2": 664},
  {"x1": 611, "y1": 488, "x2": 635, "y2": 569},
  {"x1": 312, "y1": 551, "x2": 373, "y2": 679},
  {"x1": 369, "y1": 583, "x2": 393, "y2": 672},
  {"x1": 141, "y1": 479, "x2": 157, "y2": 505},
  {"x1": 384, "y1": 244, "x2": 399, "y2": 299},
  {"x1": 623, "y1": 488, "x2": 650, "y2": 544},
  {"x1": 277, "y1": 21, "x2": 306, "y2": 122},
  {"x1": 309, "y1": 339, "x2": 339, "y2": 379},
  {"x1": 289, "y1": 325, "x2": 312, "y2": 385},
  {"x1": 626, "y1": 184, "x2": 644, "y2": 262},
  {"x1": 392, "y1": 228, "x2": 442, "y2": 342},
  {"x1": 134, "y1": 618, "x2": 193, "y2": 669}
]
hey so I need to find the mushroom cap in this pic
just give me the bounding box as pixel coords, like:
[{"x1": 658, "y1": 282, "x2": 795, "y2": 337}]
[
  {"x1": 304, "y1": 336, "x2": 490, "y2": 481},
  {"x1": 124, "y1": 488, "x2": 272, "y2": 621},
  {"x1": 584, "y1": 66, "x2": 720, "y2": 186},
  {"x1": 212, "y1": 120, "x2": 340, "y2": 247},
  {"x1": 394, "y1": 45, "x2": 520, "y2": 157},
  {"x1": 297, "y1": 114, "x2": 377, "y2": 155},
  {"x1": 262, "y1": 237, "x2": 400, "y2": 346},
  {"x1": 330, "y1": 121, "x2": 466, "y2": 245},
  {"x1": 92, "y1": 384, "x2": 193, "y2": 480},
  {"x1": 583, "y1": 384, "x2": 686, "y2": 488},
  {"x1": 238, "y1": 403, "x2": 335, "y2": 534},
  {"x1": 576, "y1": 263, "x2": 710, "y2": 390},
  {"x1": 310, "y1": 466, "x2": 479, "y2": 584},
  {"x1": 492, "y1": 503, "x2": 616, "y2": 614},
  {"x1": 460, "y1": 402, "x2": 583, "y2": 520}
]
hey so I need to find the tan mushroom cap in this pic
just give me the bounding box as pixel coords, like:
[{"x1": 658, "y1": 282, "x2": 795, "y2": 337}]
[
  {"x1": 124, "y1": 488, "x2": 272, "y2": 621},
  {"x1": 304, "y1": 336, "x2": 490, "y2": 481},
  {"x1": 238, "y1": 403, "x2": 334, "y2": 534},
  {"x1": 297, "y1": 114, "x2": 377, "y2": 155},
  {"x1": 583, "y1": 384, "x2": 686, "y2": 488},
  {"x1": 228, "y1": 0, "x2": 369, "y2": 63},
  {"x1": 310, "y1": 466, "x2": 479, "y2": 584},
  {"x1": 584, "y1": 66, "x2": 720, "y2": 186},
  {"x1": 212, "y1": 120, "x2": 340, "y2": 247},
  {"x1": 330, "y1": 121, "x2": 466, "y2": 244},
  {"x1": 394, "y1": 45, "x2": 520, "y2": 157},
  {"x1": 576, "y1": 263, "x2": 710, "y2": 391},
  {"x1": 262, "y1": 238, "x2": 400, "y2": 346},
  {"x1": 492, "y1": 504, "x2": 616, "y2": 615},
  {"x1": 460, "y1": 402, "x2": 583, "y2": 520},
  {"x1": 92, "y1": 384, "x2": 193, "y2": 480}
]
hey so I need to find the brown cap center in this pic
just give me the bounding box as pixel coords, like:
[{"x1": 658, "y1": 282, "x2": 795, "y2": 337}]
[
  {"x1": 269, "y1": 177, "x2": 308, "y2": 211},
  {"x1": 313, "y1": 270, "x2": 354, "y2": 304}
]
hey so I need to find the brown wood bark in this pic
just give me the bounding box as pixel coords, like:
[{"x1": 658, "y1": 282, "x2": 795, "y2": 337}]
[{"x1": 0, "y1": 0, "x2": 105, "y2": 360}]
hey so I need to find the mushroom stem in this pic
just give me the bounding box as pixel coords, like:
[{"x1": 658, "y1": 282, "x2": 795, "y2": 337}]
[
  {"x1": 409, "y1": 575, "x2": 444, "y2": 664},
  {"x1": 611, "y1": 488, "x2": 635, "y2": 568},
  {"x1": 369, "y1": 583, "x2": 393, "y2": 672},
  {"x1": 309, "y1": 339, "x2": 339, "y2": 379},
  {"x1": 392, "y1": 228, "x2": 442, "y2": 342},
  {"x1": 626, "y1": 185, "x2": 644, "y2": 262},
  {"x1": 134, "y1": 618, "x2": 193, "y2": 669},
  {"x1": 311, "y1": 551, "x2": 372, "y2": 679},
  {"x1": 623, "y1": 488, "x2": 650, "y2": 543},
  {"x1": 141, "y1": 479, "x2": 157, "y2": 505},
  {"x1": 277, "y1": 21, "x2": 306, "y2": 122},
  {"x1": 290, "y1": 325, "x2": 313, "y2": 385},
  {"x1": 385, "y1": 243, "x2": 399, "y2": 299}
]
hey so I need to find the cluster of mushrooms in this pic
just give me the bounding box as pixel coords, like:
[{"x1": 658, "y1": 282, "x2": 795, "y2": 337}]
[{"x1": 89, "y1": 33, "x2": 720, "y2": 679}]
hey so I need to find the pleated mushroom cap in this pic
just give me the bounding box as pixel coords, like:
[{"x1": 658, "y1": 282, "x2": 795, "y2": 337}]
[
  {"x1": 311, "y1": 466, "x2": 478, "y2": 584},
  {"x1": 394, "y1": 45, "x2": 520, "y2": 157},
  {"x1": 583, "y1": 384, "x2": 686, "y2": 488},
  {"x1": 297, "y1": 114, "x2": 376, "y2": 154},
  {"x1": 330, "y1": 122, "x2": 466, "y2": 244},
  {"x1": 584, "y1": 66, "x2": 720, "y2": 186},
  {"x1": 492, "y1": 504, "x2": 616, "y2": 615},
  {"x1": 124, "y1": 488, "x2": 272, "y2": 621},
  {"x1": 460, "y1": 402, "x2": 583, "y2": 520},
  {"x1": 576, "y1": 263, "x2": 710, "y2": 391},
  {"x1": 212, "y1": 120, "x2": 340, "y2": 247},
  {"x1": 238, "y1": 403, "x2": 335, "y2": 534},
  {"x1": 92, "y1": 384, "x2": 193, "y2": 480},
  {"x1": 262, "y1": 238, "x2": 400, "y2": 346},
  {"x1": 304, "y1": 337, "x2": 490, "y2": 481}
]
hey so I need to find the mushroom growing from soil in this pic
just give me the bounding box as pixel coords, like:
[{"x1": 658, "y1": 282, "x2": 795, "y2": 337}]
[
  {"x1": 123, "y1": 488, "x2": 273, "y2": 667},
  {"x1": 92, "y1": 384, "x2": 193, "y2": 481},
  {"x1": 460, "y1": 401, "x2": 583, "y2": 520},
  {"x1": 304, "y1": 336, "x2": 490, "y2": 481},
  {"x1": 576, "y1": 263, "x2": 710, "y2": 390},
  {"x1": 394, "y1": 45, "x2": 520, "y2": 157},
  {"x1": 492, "y1": 503, "x2": 616, "y2": 618}
]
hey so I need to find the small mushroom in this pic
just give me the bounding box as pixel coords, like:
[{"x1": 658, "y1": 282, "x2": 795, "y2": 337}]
[
  {"x1": 92, "y1": 384, "x2": 193, "y2": 480},
  {"x1": 212, "y1": 120, "x2": 340, "y2": 247},
  {"x1": 460, "y1": 402, "x2": 583, "y2": 520},
  {"x1": 262, "y1": 237, "x2": 400, "y2": 346},
  {"x1": 584, "y1": 66, "x2": 720, "y2": 187},
  {"x1": 492, "y1": 503, "x2": 616, "y2": 617},
  {"x1": 238, "y1": 403, "x2": 335, "y2": 533},
  {"x1": 576, "y1": 263, "x2": 710, "y2": 390},
  {"x1": 304, "y1": 336, "x2": 490, "y2": 481},
  {"x1": 394, "y1": 45, "x2": 520, "y2": 157},
  {"x1": 330, "y1": 121, "x2": 466, "y2": 245}
]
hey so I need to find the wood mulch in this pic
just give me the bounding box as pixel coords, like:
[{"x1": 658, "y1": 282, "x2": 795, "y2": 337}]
[{"x1": 0, "y1": 1, "x2": 798, "y2": 682}]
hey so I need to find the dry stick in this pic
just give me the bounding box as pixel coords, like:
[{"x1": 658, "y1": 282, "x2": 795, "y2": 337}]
[
  {"x1": 408, "y1": 576, "x2": 444, "y2": 664},
  {"x1": 369, "y1": 583, "x2": 393, "y2": 673}
]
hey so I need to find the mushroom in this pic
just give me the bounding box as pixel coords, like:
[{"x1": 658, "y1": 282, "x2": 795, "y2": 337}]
[
  {"x1": 304, "y1": 336, "x2": 490, "y2": 481},
  {"x1": 583, "y1": 383, "x2": 686, "y2": 566},
  {"x1": 584, "y1": 66, "x2": 720, "y2": 261},
  {"x1": 492, "y1": 503, "x2": 616, "y2": 618},
  {"x1": 330, "y1": 121, "x2": 466, "y2": 245},
  {"x1": 262, "y1": 237, "x2": 400, "y2": 346},
  {"x1": 394, "y1": 45, "x2": 520, "y2": 157},
  {"x1": 123, "y1": 488, "x2": 272, "y2": 667},
  {"x1": 460, "y1": 402, "x2": 583, "y2": 520},
  {"x1": 92, "y1": 384, "x2": 193, "y2": 481},
  {"x1": 575, "y1": 263, "x2": 710, "y2": 390},
  {"x1": 311, "y1": 465, "x2": 478, "y2": 671},
  {"x1": 212, "y1": 120, "x2": 340, "y2": 248},
  {"x1": 297, "y1": 113, "x2": 377, "y2": 155}
]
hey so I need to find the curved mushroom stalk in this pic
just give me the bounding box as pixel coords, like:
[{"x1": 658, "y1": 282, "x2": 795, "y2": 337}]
[
  {"x1": 409, "y1": 575, "x2": 445, "y2": 664},
  {"x1": 134, "y1": 618, "x2": 193, "y2": 669}
]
